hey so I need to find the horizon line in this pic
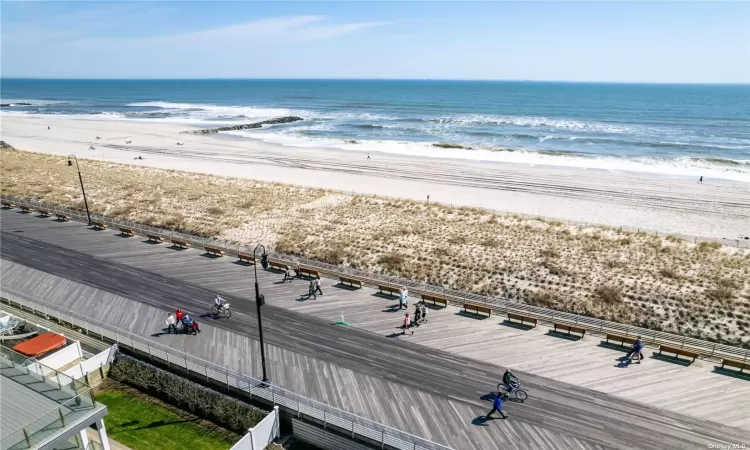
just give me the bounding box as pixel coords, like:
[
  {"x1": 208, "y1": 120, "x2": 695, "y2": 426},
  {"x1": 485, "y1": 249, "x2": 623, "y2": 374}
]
[{"x1": 1, "y1": 77, "x2": 749, "y2": 86}]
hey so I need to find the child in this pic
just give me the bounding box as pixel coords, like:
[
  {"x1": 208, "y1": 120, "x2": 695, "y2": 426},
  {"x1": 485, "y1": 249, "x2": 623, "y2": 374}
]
[{"x1": 402, "y1": 313, "x2": 414, "y2": 335}]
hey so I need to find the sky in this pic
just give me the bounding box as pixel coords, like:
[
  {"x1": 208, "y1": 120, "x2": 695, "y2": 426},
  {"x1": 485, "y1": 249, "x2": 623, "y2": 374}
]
[{"x1": 1, "y1": 1, "x2": 748, "y2": 83}]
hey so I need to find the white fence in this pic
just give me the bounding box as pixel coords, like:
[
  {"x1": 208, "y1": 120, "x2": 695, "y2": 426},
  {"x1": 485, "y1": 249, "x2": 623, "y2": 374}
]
[
  {"x1": 230, "y1": 406, "x2": 280, "y2": 450},
  {"x1": 38, "y1": 340, "x2": 82, "y2": 371},
  {"x1": 3, "y1": 194, "x2": 747, "y2": 363},
  {"x1": 63, "y1": 345, "x2": 117, "y2": 380},
  {"x1": 0, "y1": 293, "x2": 453, "y2": 450}
]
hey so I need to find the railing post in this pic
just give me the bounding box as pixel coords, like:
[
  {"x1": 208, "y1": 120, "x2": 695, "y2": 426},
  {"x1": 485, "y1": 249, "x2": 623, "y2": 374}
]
[
  {"x1": 710, "y1": 343, "x2": 716, "y2": 358},
  {"x1": 23, "y1": 428, "x2": 31, "y2": 448},
  {"x1": 324, "y1": 410, "x2": 327, "y2": 428},
  {"x1": 147, "y1": 344, "x2": 153, "y2": 360},
  {"x1": 185, "y1": 355, "x2": 189, "y2": 375},
  {"x1": 624, "y1": 325, "x2": 630, "y2": 338},
  {"x1": 381, "y1": 430, "x2": 385, "y2": 449},
  {"x1": 352, "y1": 420, "x2": 355, "y2": 438},
  {"x1": 297, "y1": 401, "x2": 301, "y2": 418},
  {"x1": 205, "y1": 365, "x2": 209, "y2": 383},
  {"x1": 680, "y1": 334, "x2": 686, "y2": 349}
]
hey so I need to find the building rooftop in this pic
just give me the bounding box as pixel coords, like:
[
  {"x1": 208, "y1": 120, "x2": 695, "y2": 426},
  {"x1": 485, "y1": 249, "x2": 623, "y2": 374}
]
[{"x1": 0, "y1": 348, "x2": 106, "y2": 450}]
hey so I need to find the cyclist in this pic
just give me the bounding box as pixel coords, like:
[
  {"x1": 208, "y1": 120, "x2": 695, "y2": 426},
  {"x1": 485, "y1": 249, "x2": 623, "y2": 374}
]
[{"x1": 502, "y1": 369, "x2": 519, "y2": 392}]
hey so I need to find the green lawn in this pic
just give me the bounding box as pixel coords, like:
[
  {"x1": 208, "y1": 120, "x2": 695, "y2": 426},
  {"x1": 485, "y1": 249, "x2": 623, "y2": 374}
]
[{"x1": 97, "y1": 390, "x2": 237, "y2": 450}]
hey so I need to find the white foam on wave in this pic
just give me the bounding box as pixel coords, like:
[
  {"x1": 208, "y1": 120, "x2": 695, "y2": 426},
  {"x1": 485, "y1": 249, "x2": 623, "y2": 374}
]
[
  {"x1": 428, "y1": 115, "x2": 641, "y2": 134},
  {"x1": 0, "y1": 99, "x2": 71, "y2": 106},
  {"x1": 229, "y1": 129, "x2": 750, "y2": 183}
]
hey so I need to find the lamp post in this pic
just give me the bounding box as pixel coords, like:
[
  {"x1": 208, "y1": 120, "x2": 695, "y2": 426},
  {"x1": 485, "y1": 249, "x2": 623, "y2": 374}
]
[
  {"x1": 253, "y1": 244, "x2": 270, "y2": 383},
  {"x1": 68, "y1": 155, "x2": 91, "y2": 225}
]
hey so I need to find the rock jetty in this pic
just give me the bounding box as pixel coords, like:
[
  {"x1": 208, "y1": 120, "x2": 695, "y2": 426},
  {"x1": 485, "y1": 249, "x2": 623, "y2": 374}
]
[
  {"x1": 0, "y1": 141, "x2": 15, "y2": 149},
  {"x1": 0, "y1": 102, "x2": 32, "y2": 107},
  {"x1": 181, "y1": 116, "x2": 303, "y2": 134}
]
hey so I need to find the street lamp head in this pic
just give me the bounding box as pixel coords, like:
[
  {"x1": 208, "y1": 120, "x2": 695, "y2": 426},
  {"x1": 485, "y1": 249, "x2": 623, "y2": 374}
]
[
  {"x1": 67, "y1": 160, "x2": 73, "y2": 166},
  {"x1": 260, "y1": 253, "x2": 269, "y2": 269}
]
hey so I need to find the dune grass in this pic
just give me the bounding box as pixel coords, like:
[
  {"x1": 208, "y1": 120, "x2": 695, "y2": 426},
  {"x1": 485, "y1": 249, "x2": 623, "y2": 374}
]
[{"x1": 3, "y1": 148, "x2": 749, "y2": 345}]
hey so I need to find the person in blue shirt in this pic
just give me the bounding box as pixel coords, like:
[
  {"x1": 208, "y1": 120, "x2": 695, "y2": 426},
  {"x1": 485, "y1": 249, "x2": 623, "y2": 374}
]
[
  {"x1": 485, "y1": 392, "x2": 508, "y2": 419},
  {"x1": 627, "y1": 336, "x2": 644, "y2": 363}
]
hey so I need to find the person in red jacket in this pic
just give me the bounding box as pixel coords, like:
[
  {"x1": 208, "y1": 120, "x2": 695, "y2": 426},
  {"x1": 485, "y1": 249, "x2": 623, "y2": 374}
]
[{"x1": 175, "y1": 309, "x2": 185, "y2": 323}]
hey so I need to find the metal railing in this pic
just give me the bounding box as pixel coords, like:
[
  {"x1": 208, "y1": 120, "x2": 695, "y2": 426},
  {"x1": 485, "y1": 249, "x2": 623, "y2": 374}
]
[
  {"x1": 1, "y1": 347, "x2": 97, "y2": 450},
  {"x1": 2, "y1": 195, "x2": 747, "y2": 364},
  {"x1": 0, "y1": 293, "x2": 452, "y2": 450}
]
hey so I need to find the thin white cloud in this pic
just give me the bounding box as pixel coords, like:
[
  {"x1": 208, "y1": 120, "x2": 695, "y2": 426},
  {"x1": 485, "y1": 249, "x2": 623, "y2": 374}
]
[{"x1": 66, "y1": 15, "x2": 389, "y2": 51}]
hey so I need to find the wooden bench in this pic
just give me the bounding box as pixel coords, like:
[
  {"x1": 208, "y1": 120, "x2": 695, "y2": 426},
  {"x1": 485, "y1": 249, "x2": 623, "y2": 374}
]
[
  {"x1": 204, "y1": 246, "x2": 225, "y2": 257},
  {"x1": 171, "y1": 239, "x2": 190, "y2": 249},
  {"x1": 378, "y1": 285, "x2": 401, "y2": 296},
  {"x1": 720, "y1": 359, "x2": 750, "y2": 374},
  {"x1": 421, "y1": 293, "x2": 447, "y2": 308},
  {"x1": 119, "y1": 227, "x2": 135, "y2": 236},
  {"x1": 91, "y1": 221, "x2": 107, "y2": 230},
  {"x1": 146, "y1": 234, "x2": 163, "y2": 243},
  {"x1": 1, "y1": 202, "x2": 12, "y2": 209},
  {"x1": 605, "y1": 334, "x2": 637, "y2": 347},
  {"x1": 507, "y1": 312, "x2": 537, "y2": 327},
  {"x1": 659, "y1": 345, "x2": 698, "y2": 363},
  {"x1": 553, "y1": 323, "x2": 586, "y2": 338},
  {"x1": 20, "y1": 205, "x2": 32, "y2": 213},
  {"x1": 55, "y1": 213, "x2": 69, "y2": 221},
  {"x1": 339, "y1": 276, "x2": 363, "y2": 288},
  {"x1": 268, "y1": 261, "x2": 289, "y2": 271},
  {"x1": 37, "y1": 209, "x2": 50, "y2": 217},
  {"x1": 298, "y1": 267, "x2": 321, "y2": 278},
  {"x1": 464, "y1": 303, "x2": 492, "y2": 317},
  {"x1": 237, "y1": 252, "x2": 255, "y2": 264}
]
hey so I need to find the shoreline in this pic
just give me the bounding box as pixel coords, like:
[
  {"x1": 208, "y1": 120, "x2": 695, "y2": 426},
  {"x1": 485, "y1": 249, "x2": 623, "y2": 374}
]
[{"x1": 2, "y1": 114, "x2": 749, "y2": 240}]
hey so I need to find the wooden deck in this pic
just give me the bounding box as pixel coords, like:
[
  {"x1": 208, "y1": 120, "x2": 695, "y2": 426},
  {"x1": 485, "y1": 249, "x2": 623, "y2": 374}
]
[{"x1": 2, "y1": 209, "x2": 750, "y2": 449}]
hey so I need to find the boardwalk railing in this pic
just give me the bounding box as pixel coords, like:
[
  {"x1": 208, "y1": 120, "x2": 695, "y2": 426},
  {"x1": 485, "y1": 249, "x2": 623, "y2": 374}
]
[
  {"x1": 2, "y1": 195, "x2": 748, "y2": 365},
  {"x1": 0, "y1": 293, "x2": 452, "y2": 450}
]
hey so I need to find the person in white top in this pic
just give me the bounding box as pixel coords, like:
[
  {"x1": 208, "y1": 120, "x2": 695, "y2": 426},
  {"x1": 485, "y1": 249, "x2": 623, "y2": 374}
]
[
  {"x1": 420, "y1": 303, "x2": 428, "y2": 323},
  {"x1": 166, "y1": 313, "x2": 177, "y2": 333}
]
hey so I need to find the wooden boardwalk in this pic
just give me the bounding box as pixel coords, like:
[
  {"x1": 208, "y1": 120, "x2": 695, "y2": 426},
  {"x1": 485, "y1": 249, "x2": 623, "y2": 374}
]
[{"x1": 2, "y1": 209, "x2": 750, "y2": 449}]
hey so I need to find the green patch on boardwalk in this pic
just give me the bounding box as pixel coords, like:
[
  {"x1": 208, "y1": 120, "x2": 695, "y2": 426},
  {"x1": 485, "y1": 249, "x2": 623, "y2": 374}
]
[{"x1": 97, "y1": 390, "x2": 236, "y2": 450}]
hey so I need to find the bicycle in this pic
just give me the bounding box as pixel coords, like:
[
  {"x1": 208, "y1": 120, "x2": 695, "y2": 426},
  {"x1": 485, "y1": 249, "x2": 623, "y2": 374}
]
[
  {"x1": 211, "y1": 303, "x2": 232, "y2": 318},
  {"x1": 497, "y1": 381, "x2": 528, "y2": 401}
]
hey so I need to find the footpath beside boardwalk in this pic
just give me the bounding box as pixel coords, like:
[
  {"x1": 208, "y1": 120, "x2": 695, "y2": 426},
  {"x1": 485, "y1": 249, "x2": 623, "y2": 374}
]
[{"x1": 2, "y1": 208, "x2": 750, "y2": 449}]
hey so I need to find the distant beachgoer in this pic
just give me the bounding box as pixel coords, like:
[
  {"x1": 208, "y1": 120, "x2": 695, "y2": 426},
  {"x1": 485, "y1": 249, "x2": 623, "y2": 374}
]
[
  {"x1": 134, "y1": 156, "x2": 143, "y2": 160},
  {"x1": 47, "y1": 126, "x2": 50, "y2": 130},
  {"x1": 427, "y1": 195, "x2": 430, "y2": 203},
  {"x1": 402, "y1": 313, "x2": 414, "y2": 335},
  {"x1": 367, "y1": 153, "x2": 370, "y2": 160},
  {"x1": 95, "y1": 136, "x2": 100, "y2": 139},
  {"x1": 698, "y1": 176, "x2": 703, "y2": 184}
]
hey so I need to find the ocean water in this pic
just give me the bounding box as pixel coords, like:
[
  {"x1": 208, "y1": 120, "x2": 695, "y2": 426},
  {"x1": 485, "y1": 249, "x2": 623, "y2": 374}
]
[{"x1": 2, "y1": 79, "x2": 749, "y2": 181}]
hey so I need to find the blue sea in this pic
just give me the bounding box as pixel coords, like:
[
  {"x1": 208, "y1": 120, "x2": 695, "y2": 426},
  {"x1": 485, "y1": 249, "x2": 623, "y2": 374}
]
[{"x1": 2, "y1": 79, "x2": 749, "y2": 181}]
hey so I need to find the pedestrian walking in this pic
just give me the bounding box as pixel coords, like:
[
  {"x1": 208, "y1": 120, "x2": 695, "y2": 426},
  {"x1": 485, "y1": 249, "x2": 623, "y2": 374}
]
[
  {"x1": 282, "y1": 266, "x2": 295, "y2": 283},
  {"x1": 698, "y1": 176, "x2": 703, "y2": 184},
  {"x1": 308, "y1": 280, "x2": 317, "y2": 300},
  {"x1": 367, "y1": 153, "x2": 370, "y2": 160},
  {"x1": 626, "y1": 336, "x2": 645, "y2": 363},
  {"x1": 166, "y1": 313, "x2": 177, "y2": 333},
  {"x1": 314, "y1": 275, "x2": 323, "y2": 295},
  {"x1": 485, "y1": 392, "x2": 508, "y2": 419},
  {"x1": 413, "y1": 304, "x2": 422, "y2": 326},
  {"x1": 420, "y1": 302, "x2": 428, "y2": 323},
  {"x1": 402, "y1": 313, "x2": 414, "y2": 335},
  {"x1": 398, "y1": 289, "x2": 407, "y2": 310}
]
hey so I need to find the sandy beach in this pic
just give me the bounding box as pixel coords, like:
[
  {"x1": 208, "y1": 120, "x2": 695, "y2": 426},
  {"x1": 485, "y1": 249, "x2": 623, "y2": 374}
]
[{"x1": 2, "y1": 114, "x2": 749, "y2": 241}]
